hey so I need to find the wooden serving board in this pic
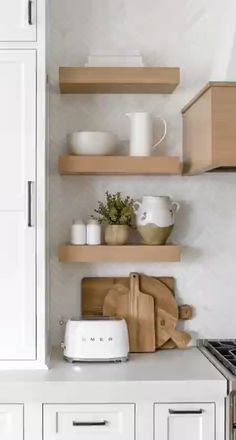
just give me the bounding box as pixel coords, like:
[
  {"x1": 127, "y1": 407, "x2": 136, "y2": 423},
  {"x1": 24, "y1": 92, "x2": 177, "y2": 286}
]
[
  {"x1": 140, "y1": 275, "x2": 191, "y2": 348},
  {"x1": 114, "y1": 273, "x2": 156, "y2": 353},
  {"x1": 82, "y1": 276, "x2": 192, "y2": 350},
  {"x1": 82, "y1": 276, "x2": 175, "y2": 316},
  {"x1": 82, "y1": 276, "x2": 192, "y2": 320}
]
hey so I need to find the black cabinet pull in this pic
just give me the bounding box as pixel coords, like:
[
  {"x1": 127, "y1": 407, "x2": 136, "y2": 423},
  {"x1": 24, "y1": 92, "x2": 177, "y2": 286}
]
[
  {"x1": 27, "y1": 181, "x2": 34, "y2": 227},
  {"x1": 28, "y1": 0, "x2": 33, "y2": 25},
  {"x1": 73, "y1": 420, "x2": 108, "y2": 427},
  {"x1": 169, "y1": 409, "x2": 203, "y2": 415}
]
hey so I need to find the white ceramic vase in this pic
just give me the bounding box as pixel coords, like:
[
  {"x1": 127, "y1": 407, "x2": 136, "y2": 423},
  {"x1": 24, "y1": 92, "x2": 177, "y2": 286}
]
[{"x1": 134, "y1": 196, "x2": 180, "y2": 245}]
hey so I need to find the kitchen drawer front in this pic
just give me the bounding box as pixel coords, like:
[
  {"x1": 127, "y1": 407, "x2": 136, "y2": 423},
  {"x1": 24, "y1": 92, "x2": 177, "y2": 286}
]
[
  {"x1": 43, "y1": 403, "x2": 135, "y2": 440},
  {"x1": 154, "y1": 403, "x2": 215, "y2": 440},
  {"x1": 0, "y1": 405, "x2": 23, "y2": 440}
]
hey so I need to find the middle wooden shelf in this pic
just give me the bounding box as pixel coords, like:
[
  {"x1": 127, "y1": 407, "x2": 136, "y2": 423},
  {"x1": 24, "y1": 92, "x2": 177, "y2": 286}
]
[
  {"x1": 58, "y1": 155, "x2": 181, "y2": 175},
  {"x1": 58, "y1": 244, "x2": 181, "y2": 263}
]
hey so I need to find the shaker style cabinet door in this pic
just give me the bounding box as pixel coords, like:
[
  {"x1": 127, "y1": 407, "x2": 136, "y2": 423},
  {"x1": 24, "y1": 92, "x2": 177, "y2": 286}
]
[
  {"x1": 154, "y1": 403, "x2": 215, "y2": 440},
  {"x1": 0, "y1": 0, "x2": 36, "y2": 41},
  {"x1": 0, "y1": 50, "x2": 36, "y2": 360},
  {"x1": 0, "y1": 405, "x2": 23, "y2": 440}
]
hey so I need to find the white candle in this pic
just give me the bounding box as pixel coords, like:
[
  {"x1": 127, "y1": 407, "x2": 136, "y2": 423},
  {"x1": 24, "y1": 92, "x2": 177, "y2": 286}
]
[
  {"x1": 71, "y1": 220, "x2": 86, "y2": 245},
  {"x1": 86, "y1": 220, "x2": 102, "y2": 245}
]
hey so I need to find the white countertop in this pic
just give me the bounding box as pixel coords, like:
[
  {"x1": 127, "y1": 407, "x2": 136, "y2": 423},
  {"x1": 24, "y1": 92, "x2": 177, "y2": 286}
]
[
  {"x1": 0, "y1": 348, "x2": 227, "y2": 403},
  {"x1": 48, "y1": 347, "x2": 226, "y2": 382},
  {"x1": 0, "y1": 347, "x2": 225, "y2": 382}
]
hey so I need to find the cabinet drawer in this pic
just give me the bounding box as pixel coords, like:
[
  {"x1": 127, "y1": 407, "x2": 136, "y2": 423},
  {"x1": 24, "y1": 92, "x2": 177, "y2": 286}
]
[
  {"x1": 0, "y1": 405, "x2": 23, "y2": 440},
  {"x1": 154, "y1": 403, "x2": 215, "y2": 440},
  {"x1": 43, "y1": 404, "x2": 135, "y2": 440}
]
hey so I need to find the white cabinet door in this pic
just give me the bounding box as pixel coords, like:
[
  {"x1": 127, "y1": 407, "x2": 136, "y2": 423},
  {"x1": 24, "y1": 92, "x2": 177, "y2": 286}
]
[
  {"x1": 43, "y1": 404, "x2": 135, "y2": 440},
  {"x1": 0, "y1": 50, "x2": 36, "y2": 360},
  {"x1": 0, "y1": 0, "x2": 36, "y2": 41},
  {"x1": 154, "y1": 403, "x2": 215, "y2": 440},
  {"x1": 0, "y1": 405, "x2": 23, "y2": 440}
]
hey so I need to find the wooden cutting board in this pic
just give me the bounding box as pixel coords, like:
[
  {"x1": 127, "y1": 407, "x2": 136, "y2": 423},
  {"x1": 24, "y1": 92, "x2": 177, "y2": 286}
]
[
  {"x1": 82, "y1": 275, "x2": 192, "y2": 350},
  {"x1": 114, "y1": 273, "x2": 156, "y2": 353},
  {"x1": 103, "y1": 280, "x2": 177, "y2": 349},
  {"x1": 103, "y1": 275, "x2": 191, "y2": 349},
  {"x1": 82, "y1": 276, "x2": 192, "y2": 321},
  {"x1": 140, "y1": 275, "x2": 191, "y2": 348},
  {"x1": 82, "y1": 276, "x2": 175, "y2": 315},
  {"x1": 139, "y1": 275, "x2": 175, "y2": 348},
  {"x1": 141, "y1": 275, "x2": 178, "y2": 347}
]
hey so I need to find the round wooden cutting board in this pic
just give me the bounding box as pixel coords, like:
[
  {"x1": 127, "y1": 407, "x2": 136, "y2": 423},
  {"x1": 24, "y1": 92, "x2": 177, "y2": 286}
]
[
  {"x1": 140, "y1": 275, "x2": 191, "y2": 348},
  {"x1": 103, "y1": 274, "x2": 191, "y2": 350}
]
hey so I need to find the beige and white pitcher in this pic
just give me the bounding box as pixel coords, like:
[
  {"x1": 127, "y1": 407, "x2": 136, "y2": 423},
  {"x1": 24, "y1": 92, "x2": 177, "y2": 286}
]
[{"x1": 134, "y1": 196, "x2": 180, "y2": 245}]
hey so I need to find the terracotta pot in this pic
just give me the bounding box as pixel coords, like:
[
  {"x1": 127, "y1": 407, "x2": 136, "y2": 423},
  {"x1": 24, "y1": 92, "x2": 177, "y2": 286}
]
[{"x1": 105, "y1": 225, "x2": 129, "y2": 245}]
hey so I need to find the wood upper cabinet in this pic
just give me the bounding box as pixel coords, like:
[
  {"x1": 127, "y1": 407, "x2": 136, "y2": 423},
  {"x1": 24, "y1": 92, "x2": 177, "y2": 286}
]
[
  {"x1": 0, "y1": 0, "x2": 36, "y2": 41},
  {"x1": 0, "y1": 50, "x2": 36, "y2": 360},
  {"x1": 182, "y1": 82, "x2": 236, "y2": 174},
  {"x1": 154, "y1": 403, "x2": 215, "y2": 440}
]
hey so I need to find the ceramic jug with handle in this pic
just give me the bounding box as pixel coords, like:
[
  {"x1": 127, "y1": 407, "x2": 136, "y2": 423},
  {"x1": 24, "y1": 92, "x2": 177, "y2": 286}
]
[
  {"x1": 134, "y1": 196, "x2": 180, "y2": 245},
  {"x1": 126, "y1": 112, "x2": 167, "y2": 156}
]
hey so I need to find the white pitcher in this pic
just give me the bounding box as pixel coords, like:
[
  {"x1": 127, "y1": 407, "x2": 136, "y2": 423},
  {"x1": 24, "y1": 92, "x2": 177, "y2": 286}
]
[{"x1": 126, "y1": 112, "x2": 167, "y2": 156}]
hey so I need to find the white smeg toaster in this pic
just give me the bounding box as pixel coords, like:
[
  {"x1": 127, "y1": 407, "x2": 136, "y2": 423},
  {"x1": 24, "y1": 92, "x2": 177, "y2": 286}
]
[{"x1": 63, "y1": 316, "x2": 129, "y2": 362}]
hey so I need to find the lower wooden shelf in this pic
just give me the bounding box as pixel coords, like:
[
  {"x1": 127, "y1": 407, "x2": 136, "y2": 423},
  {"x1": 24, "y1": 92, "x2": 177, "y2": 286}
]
[{"x1": 58, "y1": 244, "x2": 181, "y2": 263}]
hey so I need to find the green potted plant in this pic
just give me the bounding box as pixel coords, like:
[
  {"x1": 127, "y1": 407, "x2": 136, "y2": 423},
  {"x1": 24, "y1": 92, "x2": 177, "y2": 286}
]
[{"x1": 92, "y1": 191, "x2": 134, "y2": 245}]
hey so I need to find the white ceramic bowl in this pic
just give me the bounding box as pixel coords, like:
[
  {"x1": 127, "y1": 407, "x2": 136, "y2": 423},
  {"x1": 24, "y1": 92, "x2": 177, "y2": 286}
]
[{"x1": 68, "y1": 131, "x2": 119, "y2": 155}]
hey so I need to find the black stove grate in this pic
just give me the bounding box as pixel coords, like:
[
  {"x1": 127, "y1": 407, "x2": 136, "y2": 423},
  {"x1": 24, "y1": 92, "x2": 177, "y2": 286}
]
[{"x1": 204, "y1": 339, "x2": 236, "y2": 375}]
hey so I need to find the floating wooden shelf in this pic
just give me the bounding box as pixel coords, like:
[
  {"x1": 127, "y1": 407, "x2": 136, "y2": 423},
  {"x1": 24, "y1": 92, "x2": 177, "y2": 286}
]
[
  {"x1": 58, "y1": 245, "x2": 181, "y2": 263},
  {"x1": 58, "y1": 155, "x2": 182, "y2": 175},
  {"x1": 59, "y1": 67, "x2": 180, "y2": 94}
]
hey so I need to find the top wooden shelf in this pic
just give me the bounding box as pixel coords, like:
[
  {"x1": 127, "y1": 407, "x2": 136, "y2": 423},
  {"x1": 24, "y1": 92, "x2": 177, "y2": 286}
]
[{"x1": 59, "y1": 67, "x2": 180, "y2": 94}]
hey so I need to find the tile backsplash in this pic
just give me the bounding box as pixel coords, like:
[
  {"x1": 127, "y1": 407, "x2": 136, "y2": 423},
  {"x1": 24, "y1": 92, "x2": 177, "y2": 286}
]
[{"x1": 49, "y1": 0, "x2": 236, "y2": 345}]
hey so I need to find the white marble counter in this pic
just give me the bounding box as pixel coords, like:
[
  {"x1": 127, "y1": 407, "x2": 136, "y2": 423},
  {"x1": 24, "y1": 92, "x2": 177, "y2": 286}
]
[{"x1": 0, "y1": 348, "x2": 227, "y2": 404}]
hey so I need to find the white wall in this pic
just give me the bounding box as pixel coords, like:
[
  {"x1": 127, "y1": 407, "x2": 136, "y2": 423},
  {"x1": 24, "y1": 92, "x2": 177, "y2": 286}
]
[{"x1": 49, "y1": 0, "x2": 236, "y2": 345}]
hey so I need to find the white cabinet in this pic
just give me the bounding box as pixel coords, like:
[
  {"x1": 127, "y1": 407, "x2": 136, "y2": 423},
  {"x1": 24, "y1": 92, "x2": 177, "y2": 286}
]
[
  {"x1": 0, "y1": 405, "x2": 23, "y2": 440},
  {"x1": 43, "y1": 404, "x2": 135, "y2": 440},
  {"x1": 154, "y1": 403, "x2": 215, "y2": 440},
  {"x1": 0, "y1": 50, "x2": 36, "y2": 360},
  {"x1": 0, "y1": 0, "x2": 36, "y2": 41}
]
